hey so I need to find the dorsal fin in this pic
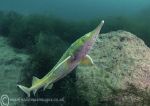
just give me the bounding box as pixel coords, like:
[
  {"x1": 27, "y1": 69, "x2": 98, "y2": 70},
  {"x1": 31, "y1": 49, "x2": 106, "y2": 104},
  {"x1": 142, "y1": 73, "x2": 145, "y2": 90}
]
[{"x1": 32, "y1": 76, "x2": 40, "y2": 86}]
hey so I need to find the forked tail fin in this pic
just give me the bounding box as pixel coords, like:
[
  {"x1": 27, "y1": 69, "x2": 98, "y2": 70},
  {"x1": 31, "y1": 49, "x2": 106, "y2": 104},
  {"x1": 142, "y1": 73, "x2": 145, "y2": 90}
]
[{"x1": 17, "y1": 85, "x2": 31, "y2": 97}]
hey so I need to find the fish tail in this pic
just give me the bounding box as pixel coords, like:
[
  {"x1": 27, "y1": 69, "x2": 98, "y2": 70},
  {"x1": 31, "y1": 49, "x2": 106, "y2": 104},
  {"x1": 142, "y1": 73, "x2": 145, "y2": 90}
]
[{"x1": 17, "y1": 84, "x2": 31, "y2": 97}]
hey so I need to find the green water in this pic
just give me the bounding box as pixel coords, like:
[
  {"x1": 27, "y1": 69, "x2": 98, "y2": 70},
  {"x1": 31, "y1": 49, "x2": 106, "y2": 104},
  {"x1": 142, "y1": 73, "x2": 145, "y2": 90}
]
[{"x1": 0, "y1": 0, "x2": 150, "y2": 106}]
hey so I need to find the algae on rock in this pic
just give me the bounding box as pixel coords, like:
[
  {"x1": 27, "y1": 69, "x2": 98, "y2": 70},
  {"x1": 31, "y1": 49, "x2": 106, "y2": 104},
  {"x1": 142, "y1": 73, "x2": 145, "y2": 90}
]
[
  {"x1": 0, "y1": 36, "x2": 30, "y2": 106},
  {"x1": 76, "y1": 30, "x2": 150, "y2": 106}
]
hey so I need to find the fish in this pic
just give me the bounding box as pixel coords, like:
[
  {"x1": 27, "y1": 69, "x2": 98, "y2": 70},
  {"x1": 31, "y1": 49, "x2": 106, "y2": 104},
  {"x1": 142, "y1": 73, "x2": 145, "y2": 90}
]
[{"x1": 17, "y1": 20, "x2": 104, "y2": 97}]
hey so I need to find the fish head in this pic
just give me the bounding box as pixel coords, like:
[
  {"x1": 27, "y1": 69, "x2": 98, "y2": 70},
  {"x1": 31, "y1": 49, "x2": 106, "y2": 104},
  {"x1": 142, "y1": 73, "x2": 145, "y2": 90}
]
[
  {"x1": 68, "y1": 20, "x2": 104, "y2": 62},
  {"x1": 82, "y1": 20, "x2": 104, "y2": 44}
]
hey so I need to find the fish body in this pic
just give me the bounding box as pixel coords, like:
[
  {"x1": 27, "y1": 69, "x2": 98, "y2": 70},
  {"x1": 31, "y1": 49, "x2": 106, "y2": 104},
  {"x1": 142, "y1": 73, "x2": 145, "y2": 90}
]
[{"x1": 17, "y1": 20, "x2": 104, "y2": 97}]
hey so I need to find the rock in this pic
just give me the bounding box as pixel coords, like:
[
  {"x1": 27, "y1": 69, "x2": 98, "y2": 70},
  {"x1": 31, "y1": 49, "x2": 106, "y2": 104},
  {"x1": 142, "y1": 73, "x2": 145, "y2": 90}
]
[
  {"x1": 0, "y1": 36, "x2": 30, "y2": 106},
  {"x1": 76, "y1": 30, "x2": 150, "y2": 106}
]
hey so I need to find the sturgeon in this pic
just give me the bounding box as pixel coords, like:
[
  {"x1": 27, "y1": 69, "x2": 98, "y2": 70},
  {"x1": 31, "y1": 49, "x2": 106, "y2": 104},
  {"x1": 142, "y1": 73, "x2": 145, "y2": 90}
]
[{"x1": 17, "y1": 20, "x2": 104, "y2": 97}]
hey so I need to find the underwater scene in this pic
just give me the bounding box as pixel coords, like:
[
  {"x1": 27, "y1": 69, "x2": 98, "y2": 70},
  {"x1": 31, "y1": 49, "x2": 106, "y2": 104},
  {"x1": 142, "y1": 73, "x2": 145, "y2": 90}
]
[{"x1": 0, "y1": 0, "x2": 150, "y2": 106}]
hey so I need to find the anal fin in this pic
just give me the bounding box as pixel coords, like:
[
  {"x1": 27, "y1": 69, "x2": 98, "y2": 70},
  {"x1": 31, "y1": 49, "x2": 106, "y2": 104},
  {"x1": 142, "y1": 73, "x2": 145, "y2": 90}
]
[
  {"x1": 43, "y1": 83, "x2": 53, "y2": 91},
  {"x1": 33, "y1": 89, "x2": 38, "y2": 96},
  {"x1": 47, "y1": 84, "x2": 53, "y2": 89}
]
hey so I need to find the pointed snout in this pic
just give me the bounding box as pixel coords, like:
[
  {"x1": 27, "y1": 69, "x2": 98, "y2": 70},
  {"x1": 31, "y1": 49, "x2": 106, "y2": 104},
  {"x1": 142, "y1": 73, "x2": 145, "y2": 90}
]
[
  {"x1": 82, "y1": 20, "x2": 104, "y2": 42},
  {"x1": 94, "y1": 20, "x2": 104, "y2": 35}
]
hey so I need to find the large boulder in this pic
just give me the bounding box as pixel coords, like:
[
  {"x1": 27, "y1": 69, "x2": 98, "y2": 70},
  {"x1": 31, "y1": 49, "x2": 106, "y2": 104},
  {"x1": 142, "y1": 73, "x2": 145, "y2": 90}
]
[
  {"x1": 76, "y1": 30, "x2": 150, "y2": 106},
  {"x1": 0, "y1": 36, "x2": 30, "y2": 106}
]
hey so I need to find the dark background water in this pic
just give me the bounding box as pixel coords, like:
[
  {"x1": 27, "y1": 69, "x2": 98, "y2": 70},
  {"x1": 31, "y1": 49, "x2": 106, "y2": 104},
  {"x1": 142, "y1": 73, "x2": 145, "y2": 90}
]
[
  {"x1": 0, "y1": 0, "x2": 150, "y2": 46},
  {"x1": 0, "y1": 0, "x2": 150, "y2": 21},
  {"x1": 0, "y1": 0, "x2": 150, "y2": 106}
]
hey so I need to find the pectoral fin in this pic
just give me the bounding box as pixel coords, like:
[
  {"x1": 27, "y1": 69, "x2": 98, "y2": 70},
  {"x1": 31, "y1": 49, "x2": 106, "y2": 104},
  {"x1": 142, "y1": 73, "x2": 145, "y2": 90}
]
[{"x1": 80, "y1": 55, "x2": 94, "y2": 65}]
